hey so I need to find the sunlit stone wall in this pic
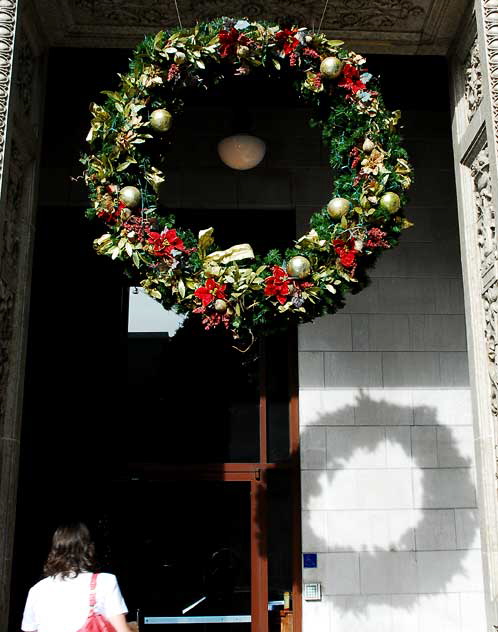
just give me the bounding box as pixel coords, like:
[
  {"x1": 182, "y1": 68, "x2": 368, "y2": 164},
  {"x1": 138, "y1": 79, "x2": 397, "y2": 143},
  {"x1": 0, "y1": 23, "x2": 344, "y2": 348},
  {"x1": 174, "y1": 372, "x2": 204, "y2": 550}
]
[{"x1": 298, "y1": 109, "x2": 486, "y2": 632}]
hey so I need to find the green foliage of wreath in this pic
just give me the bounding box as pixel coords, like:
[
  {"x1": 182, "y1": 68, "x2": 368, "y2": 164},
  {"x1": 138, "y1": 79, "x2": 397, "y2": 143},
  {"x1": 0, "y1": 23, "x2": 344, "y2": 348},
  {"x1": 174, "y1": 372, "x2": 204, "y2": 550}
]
[{"x1": 82, "y1": 17, "x2": 413, "y2": 348}]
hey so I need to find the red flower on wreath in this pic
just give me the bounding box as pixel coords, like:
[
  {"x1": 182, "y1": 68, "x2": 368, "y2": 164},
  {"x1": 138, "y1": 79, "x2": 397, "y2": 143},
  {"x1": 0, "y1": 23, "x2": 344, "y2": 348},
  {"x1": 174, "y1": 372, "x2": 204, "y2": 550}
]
[
  {"x1": 194, "y1": 278, "x2": 227, "y2": 307},
  {"x1": 218, "y1": 28, "x2": 251, "y2": 58},
  {"x1": 264, "y1": 266, "x2": 290, "y2": 304},
  {"x1": 147, "y1": 228, "x2": 186, "y2": 257},
  {"x1": 333, "y1": 238, "x2": 358, "y2": 269},
  {"x1": 338, "y1": 64, "x2": 366, "y2": 94},
  {"x1": 275, "y1": 28, "x2": 300, "y2": 56},
  {"x1": 97, "y1": 197, "x2": 124, "y2": 223}
]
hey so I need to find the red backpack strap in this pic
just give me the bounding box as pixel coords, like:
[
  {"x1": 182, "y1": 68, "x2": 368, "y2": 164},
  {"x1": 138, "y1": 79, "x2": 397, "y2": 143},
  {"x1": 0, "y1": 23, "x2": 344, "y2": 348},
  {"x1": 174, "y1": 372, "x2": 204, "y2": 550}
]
[{"x1": 89, "y1": 573, "x2": 98, "y2": 609}]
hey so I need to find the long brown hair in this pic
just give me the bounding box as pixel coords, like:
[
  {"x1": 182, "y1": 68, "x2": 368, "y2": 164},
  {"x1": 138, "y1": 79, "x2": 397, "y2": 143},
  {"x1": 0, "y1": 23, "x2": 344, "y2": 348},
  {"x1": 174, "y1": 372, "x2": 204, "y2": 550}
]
[{"x1": 43, "y1": 522, "x2": 96, "y2": 578}]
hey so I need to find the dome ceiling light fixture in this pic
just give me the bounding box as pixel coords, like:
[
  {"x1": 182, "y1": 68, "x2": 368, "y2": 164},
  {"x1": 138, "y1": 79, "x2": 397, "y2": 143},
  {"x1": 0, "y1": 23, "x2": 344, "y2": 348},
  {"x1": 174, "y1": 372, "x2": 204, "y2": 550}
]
[{"x1": 217, "y1": 133, "x2": 266, "y2": 170}]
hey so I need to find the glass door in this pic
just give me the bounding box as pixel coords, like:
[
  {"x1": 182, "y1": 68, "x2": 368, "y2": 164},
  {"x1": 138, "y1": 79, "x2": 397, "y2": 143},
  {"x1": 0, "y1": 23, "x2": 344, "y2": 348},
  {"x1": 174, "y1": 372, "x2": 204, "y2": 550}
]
[
  {"x1": 120, "y1": 212, "x2": 302, "y2": 632},
  {"x1": 106, "y1": 478, "x2": 252, "y2": 631}
]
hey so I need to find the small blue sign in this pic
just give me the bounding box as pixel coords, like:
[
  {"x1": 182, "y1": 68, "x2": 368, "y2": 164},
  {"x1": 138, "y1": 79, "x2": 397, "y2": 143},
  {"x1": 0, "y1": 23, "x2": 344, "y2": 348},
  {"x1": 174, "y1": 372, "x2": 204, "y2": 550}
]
[{"x1": 303, "y1": 553, "x2": 317, "y2": 568}]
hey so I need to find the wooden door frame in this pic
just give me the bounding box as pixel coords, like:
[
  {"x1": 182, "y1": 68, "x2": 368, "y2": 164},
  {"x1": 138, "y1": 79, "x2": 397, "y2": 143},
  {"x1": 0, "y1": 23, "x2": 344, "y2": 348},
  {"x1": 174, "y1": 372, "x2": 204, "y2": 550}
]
[
  {"x1": 128, "y1": 466, "x2": 299, "y2": 632},
  {"x1": 125, "y1": 331, "x2": 302, "y2": 632}
]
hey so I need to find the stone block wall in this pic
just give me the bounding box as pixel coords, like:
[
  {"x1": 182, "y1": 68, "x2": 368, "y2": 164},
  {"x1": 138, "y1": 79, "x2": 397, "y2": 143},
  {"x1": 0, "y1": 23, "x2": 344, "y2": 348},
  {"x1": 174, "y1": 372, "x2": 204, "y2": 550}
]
[{"x1": 298, "y1": 109, "x2": 487, "y2": 632}]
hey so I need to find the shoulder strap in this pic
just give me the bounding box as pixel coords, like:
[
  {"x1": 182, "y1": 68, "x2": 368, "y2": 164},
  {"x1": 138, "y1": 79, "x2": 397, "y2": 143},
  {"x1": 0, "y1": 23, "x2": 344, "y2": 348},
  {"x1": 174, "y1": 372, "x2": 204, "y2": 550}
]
[{"x1": 89, "y1": 573, "x2": 98, "y2": 609}]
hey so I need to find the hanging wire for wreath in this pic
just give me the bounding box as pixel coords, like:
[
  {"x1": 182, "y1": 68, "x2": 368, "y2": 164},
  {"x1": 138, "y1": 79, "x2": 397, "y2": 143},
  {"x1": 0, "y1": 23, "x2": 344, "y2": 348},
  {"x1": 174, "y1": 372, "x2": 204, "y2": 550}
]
[{"x1": 81, "y1": 17, "x2": 413, "y2": 346}]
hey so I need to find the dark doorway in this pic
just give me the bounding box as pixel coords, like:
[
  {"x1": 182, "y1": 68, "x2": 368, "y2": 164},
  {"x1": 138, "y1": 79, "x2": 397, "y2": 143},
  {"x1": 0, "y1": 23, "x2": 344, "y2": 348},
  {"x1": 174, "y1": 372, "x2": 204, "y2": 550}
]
[
  {"x1": 10, "y1": 46, "x2": 305, "y2": 632},
  {"x1": 111, "y1": 479, "x2": 252, "y2": 631}
]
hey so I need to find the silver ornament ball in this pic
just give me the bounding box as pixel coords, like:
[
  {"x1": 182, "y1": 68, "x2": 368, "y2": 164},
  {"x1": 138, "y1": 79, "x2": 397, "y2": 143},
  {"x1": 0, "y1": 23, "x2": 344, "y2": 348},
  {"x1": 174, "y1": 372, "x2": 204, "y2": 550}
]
[
  {"x1": 119, "y1": 186, "x2": 141, "y2": 209},
  {"x1": 286, "y1": 256, "x2": 312, "y2": 279},
  {"x1": 150, "y1": 108, "x2": 173, "y2": 133},
  {"x1": 327, "y1": 197, "x2": 351, "y2": 220},
  {"x1": 320, "y1": 56, "x2": 343, "y2": 79}
]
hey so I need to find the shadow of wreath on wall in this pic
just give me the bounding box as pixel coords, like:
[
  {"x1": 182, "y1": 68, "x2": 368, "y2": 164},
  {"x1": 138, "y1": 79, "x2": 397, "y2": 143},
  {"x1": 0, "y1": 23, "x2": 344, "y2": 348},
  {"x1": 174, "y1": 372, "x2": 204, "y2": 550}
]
[{"x1": 294, "y1": 389, "x2": 479, "y2": 612}]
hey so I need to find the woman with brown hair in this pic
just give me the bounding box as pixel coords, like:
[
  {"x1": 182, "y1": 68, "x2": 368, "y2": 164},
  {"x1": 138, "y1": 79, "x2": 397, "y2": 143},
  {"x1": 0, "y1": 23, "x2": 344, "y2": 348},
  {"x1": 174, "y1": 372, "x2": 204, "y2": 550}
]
[{"x1": 21, "y1": 522, "x2": 134, "y2": 632}]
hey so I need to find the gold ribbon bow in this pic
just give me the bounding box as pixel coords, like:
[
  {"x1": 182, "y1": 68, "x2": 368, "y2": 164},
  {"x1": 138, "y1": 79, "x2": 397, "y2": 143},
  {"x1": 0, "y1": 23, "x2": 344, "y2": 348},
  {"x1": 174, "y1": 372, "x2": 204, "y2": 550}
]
[{"x1": 198, "y1": 227, "x2": 254, "y2": 276}]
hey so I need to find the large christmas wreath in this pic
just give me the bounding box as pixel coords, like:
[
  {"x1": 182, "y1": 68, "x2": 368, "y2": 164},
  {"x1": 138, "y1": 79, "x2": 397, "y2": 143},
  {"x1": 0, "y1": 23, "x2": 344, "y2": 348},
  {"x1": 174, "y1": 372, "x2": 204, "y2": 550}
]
[{"x1": 82, "y1": 18, "x2": 412, "y2": 348}]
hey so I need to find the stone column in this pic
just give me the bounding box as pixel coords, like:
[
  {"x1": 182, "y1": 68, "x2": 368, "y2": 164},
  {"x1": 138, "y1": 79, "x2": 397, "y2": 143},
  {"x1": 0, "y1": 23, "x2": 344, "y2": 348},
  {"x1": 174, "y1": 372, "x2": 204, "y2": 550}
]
[
  {"x1": 450, "y1": 2, "x2": 498, "y2": 626},
  {"x1": 0, "y1": 1, "x2": 45, "y2": 628}
]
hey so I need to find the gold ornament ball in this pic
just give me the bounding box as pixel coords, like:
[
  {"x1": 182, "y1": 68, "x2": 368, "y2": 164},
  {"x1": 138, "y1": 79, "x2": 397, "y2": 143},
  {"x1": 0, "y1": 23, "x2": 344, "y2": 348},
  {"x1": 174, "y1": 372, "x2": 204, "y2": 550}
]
[
  {"x1": 327, "y1": 197, "x2": 351, "y2": 220},
  {"x1": 379, "y1": 192, "x2": 401, "y2": 214},
  {"x1": 238, "y1": 45, "x2": 250, "y2": 58},
  {"x1": 214, "y1": 299, "x2": 228, "y2": 313},
  {"x1": 320, "y1": 56, "x2": 343, "y2": 79},
  {"x1": 120, "y1": 207, "x2": 132, "y2": 221},
  {"x1": 174, "y1": 51, "x2": 186, "y2": 65},
  {"x1": 150, "y1": 108, "x2": 173, "y2": 133},
  {"x1": 286, "y1": 256, "x2": 311, "y2": 279},
  {"x1": 362, "y1": 138, "x2": 375, "y2": 153},
  {"x1": 119, "y1": 186, "x2": 141, "y2": 209}
]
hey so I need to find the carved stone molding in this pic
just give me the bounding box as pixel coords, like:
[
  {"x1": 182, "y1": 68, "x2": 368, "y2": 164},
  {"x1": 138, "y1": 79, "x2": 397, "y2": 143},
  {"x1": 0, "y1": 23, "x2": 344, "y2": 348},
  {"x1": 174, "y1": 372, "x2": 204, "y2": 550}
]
[
  {"x1": 30, "y1": 0, "x2": 468, "y2": 53},
  {"x1": 471, "y1": 145, "x2": 498, "y2": 418},
  {"x1": 0, "y1": 127, "x2": 37, "y2": 631},
  {"x1": 0, "y1": 132, "x2": 32, "y2": 448},
  {"x1": 1, "y1": 138, "x2": 25, "y2": 284},
  {"x1": 465, "y1": 37, "x2": 483, "y2": 121},
  {"x1": 478, "y1": 2, "x2": 498, "y2": 426},
  {"x1": 0, "y1": 279, "x2": 14, "y2": 426},
  {"x1": 482, "y1": 2, "x2": 498, "y2": 152},
  {"x1": 15, "y1": 27, "x2": 35, "y2": 118},
  {"x1": 473, "y1": 146, "x2": 495, "y2": 265},
  {"x1": 0, "y1": 1, "x2": 18, "y2": 194},
  {"x1": 0, "y1": 0, "x2": 20, "y2": 433},
  {"x1": 321, "y1": 0, "x2": 425, "y2": 29},
  {"x1": 73, "y1": 0, "x2": 426, "y2": 30},
  {"x1": 0, "y1": 3, "x2": 41, "y2": 627}
]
